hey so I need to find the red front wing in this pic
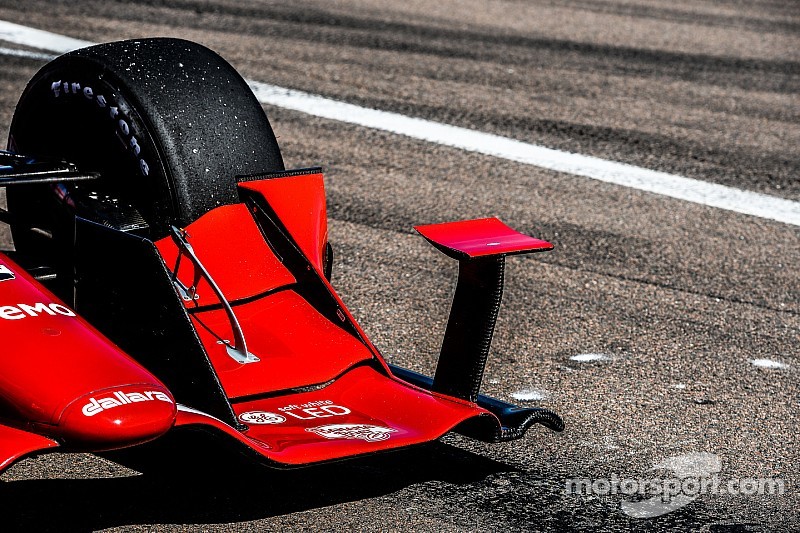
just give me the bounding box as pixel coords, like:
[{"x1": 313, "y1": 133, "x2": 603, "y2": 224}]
[
  {"x1": 0, "y1": 167, "x2": 562, "y2": 471},
  {"x1": 79, "y1": 168, "x2": 561, "y2": 465}
]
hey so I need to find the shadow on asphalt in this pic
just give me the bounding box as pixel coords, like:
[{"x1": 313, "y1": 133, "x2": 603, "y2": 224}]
[{"x1": 1, "y1": 431, "x2": 514, "y2": 531}]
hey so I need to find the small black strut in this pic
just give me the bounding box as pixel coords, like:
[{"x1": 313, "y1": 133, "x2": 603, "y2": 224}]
[
  {"x1": 432, "y1": 255, "x2": 506, "y2": 403},
  {"x1": 0, "y1": 150, "x2": 99, "y2": 187}
]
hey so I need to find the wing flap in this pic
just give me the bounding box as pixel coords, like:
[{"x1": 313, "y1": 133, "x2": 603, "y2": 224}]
[{"x1": 0, "y1": 424, "x2": 59, "y2": 473}]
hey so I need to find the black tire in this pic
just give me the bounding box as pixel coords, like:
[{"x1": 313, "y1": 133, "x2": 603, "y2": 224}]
[{"x1": 7, "y1": 37, "x2": 284, "y2": 257}]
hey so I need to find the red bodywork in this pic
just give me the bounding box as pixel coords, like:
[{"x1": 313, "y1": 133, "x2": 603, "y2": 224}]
[
  {"x1": 152, "y1": 172, "x2": 504, "y2": 463},
  {"x1": 0, "y1": 255, "x2": 176, "y2": 468},
  {"x1": 415, "y1": 217, "x2": 554, "y2": 259},
  {"x1": 0, "y1": 167, "x2": 560, "y2": 472},
  {"x1": 150, "y1": 172, "x2": 552, "y2": 465}
]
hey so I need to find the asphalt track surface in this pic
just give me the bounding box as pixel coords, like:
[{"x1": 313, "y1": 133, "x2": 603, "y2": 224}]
[{"x1": 0, "y1": 1, "x2": 797, "y2": 531}]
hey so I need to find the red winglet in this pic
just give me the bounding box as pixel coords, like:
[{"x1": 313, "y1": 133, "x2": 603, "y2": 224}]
[
  {"x1": 0, "y1": 424, "x2": 59, "y2": 473},
  {"x1": 414, "y1": 217, "x2": 552, "y2": 259}
]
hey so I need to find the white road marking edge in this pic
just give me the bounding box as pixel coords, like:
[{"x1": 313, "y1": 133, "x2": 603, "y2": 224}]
[{"x1": 1, "y1": 19, "x2": 797, "y2": 227}]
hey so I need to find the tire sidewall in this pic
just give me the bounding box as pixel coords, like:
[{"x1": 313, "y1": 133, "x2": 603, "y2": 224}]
[{"x1": 8, "y1": 59, "x2": 178, "y2": 240}]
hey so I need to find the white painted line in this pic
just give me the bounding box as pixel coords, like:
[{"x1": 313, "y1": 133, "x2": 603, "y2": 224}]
[
  {"x1": 0, "y1": 20, "x2": 92, "y2": 53},
  {"x1": 569, "y1": 353, "x2": 611, "y2": 362},
  {"x1": 750, "y1": 358, "x2": 789, "y2": 369},
  {"x1": 511, "y1": 388, "x2": 547, "y2": 401},
  {"x1": 1, "y1": 19, "x2": 799, "y2": 227},
  {"x1": 249, "y1": 82, "x2": 800, "y2": 227}
]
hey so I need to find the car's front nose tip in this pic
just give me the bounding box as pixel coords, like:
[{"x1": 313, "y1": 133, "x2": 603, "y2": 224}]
[{"x1": 57, "y1": 385, "x2": 176, "y2": 449}]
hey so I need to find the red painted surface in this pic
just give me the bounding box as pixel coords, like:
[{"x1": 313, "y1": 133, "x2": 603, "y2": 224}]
[
  {"x1": 238, "y1": 172, "x2": 328, "y2": 273},
  {"x1": 0, "y1": 175, "x2": 541, "y2": 469},
  {"x1": 56, "y1": 385, "x2": 176, "y2": 449},
  {"x1": 181, "y1": 365, "x2": 494, "y2": 465},
  {"x1": 0, "y1": 254, "x2": 176, "y2": 452},
  {"x1": 0, "y1": 423, "x2": 59, "y2": 472},
  {"x1": 156, "y1": 195, "x2": 374, "y2": 399},
  {"x1": 415, "y1": 217, "x2": 553, "y2": 259},
  {"x1": 191, "y1": 290, "x2": 373, "y2": 399},
  {"x1": 161, "y1": 176, "x2": 508, "y2": 465},
  {"x1": 175, "y1": 404, "x2": 273, "y2": 453},
  {"x1": 155, "y1": 203, "x2": 296, "y2": 306}
]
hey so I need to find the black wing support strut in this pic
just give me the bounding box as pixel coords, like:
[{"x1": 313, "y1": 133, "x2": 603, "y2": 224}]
[{"x1": 391, "y1": 217, "x2": 565, "y2": 441}]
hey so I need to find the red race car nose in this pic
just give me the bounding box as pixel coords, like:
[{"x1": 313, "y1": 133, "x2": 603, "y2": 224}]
[{"x1": 58, "y1": 385, "x2": 176, "y2": 449}]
